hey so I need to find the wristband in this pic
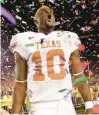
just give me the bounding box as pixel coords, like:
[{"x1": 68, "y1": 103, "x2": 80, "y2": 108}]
[
  {"x1": 85, "y1": 101, "x2": 93, "y2": 109},
  {"x1": 73, "y1": 70, "x2": 83, "y2": 76},
  {"x1": 15, "y1": 79, "x2": 27, "y2": 82},
  {"x1": 75, "y1": 76, "x2": 89, "y2": 83}
]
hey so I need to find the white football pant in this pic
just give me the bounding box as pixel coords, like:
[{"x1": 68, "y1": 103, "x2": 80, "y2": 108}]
[{"x1": 29, "y1": 99, "x2": 76, "y2": 115}]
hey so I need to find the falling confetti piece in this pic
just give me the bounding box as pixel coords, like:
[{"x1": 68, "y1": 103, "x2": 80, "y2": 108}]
[
  {"x1": 65, "y1": 68, "x2": 69, "y2": 74},
  {"x1": 33, "y1": 69, "x2": 41, "y2": 72},
  {"x1": 58, "y1": 88, "x2": 67, "y2": 93},
  {"x1": 39, "y1": 0, "x2": 45, "y2": 2},
  {"x1": 79, "y1": 36, "x2": 89, "y2": 39},
  {"x1": 60, "y1": 56, "x2": 66, "y2": 62},
  {"x1": 1, "y1": 6, "x2": 16, "y2": 25},
  {"x1": 26, "y1": 90, "x2": 30, "y2": 97},
  {"x1": 0, "y1": 0, "x2": 4, "y2": 3},
  {"x1": 29, "y1": 89, "x2": 33, "y2": 94}
]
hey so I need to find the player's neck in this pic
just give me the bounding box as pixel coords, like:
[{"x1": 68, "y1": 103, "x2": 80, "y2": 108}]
[{"x1": 38, "y1": 27, "x2": 53, "y2": 35}]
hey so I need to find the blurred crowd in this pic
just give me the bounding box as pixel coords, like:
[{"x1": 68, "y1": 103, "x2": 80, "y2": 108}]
[
  {"x1": 1, "y1": 78, "x2": 99, "y2": 114},
  {"x1": 1, "y1": 0, "x2": 99, "y2": 114}
]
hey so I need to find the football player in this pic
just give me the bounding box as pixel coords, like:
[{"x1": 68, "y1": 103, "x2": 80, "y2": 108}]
[{"x1": 10, "y1": 6, "x2": 93, "y2": 115}]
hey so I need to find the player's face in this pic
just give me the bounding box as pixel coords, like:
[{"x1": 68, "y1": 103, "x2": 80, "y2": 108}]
[
  {"x1": 37, "y1": 8, "x2": 55, "y2": 28},
  {"x1": 93, "y1": 92, "x2": 98, "y2": 100}
]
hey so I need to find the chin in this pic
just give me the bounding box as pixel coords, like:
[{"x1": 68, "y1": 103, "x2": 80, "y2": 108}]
[
  {"x1": 46, "y1": 24, "x2": 53, "y2": 28},
  {"x1": 45, "y1": 21, "x2": 54, "y2": 28}
]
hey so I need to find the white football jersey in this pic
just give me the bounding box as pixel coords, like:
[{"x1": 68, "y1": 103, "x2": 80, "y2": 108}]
[{"x1": 10, "y1": 31, "x2": 81, "y2": 102}]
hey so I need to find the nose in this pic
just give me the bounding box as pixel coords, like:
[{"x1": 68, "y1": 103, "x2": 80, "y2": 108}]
[{"x1": 49, "y1": 11, "x2": 51, "y2": 13}]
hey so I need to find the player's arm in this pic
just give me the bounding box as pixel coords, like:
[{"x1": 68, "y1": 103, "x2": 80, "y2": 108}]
[
  {"x1": 12, "y1": 52, "x2": 27, "y2": 114},
  {"x1": 70, "y1": 49, "x2": 93, "y2": 114}
]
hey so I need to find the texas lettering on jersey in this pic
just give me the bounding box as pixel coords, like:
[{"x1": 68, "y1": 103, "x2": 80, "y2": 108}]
[{"x1": 35, "y1": 40, "x2": 61, "y2": 49}]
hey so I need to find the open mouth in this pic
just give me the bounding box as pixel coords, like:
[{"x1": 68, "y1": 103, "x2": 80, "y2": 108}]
[{"x1": 48, "y1": 14, "x2": 51, "y2": 19}]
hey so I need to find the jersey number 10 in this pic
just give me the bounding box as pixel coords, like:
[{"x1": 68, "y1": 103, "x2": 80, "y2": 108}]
[{"x1": 32, "y1": 49, "x2": 66, "y2": 81}]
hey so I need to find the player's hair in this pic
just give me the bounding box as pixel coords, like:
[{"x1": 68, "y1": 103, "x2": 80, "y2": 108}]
[{"x1": 34, "y1": 5, "x2": 50, "y2": 22}]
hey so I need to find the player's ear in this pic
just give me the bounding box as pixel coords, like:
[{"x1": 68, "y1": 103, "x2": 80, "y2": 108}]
[{"x1": 34, "y1": 19, "x2": 38, "y2": 27}]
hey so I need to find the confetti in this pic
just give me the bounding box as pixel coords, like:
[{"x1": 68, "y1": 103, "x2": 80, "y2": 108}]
[
  {"x1": 65, "y1": 68, "x2": 69, "y2": 74},
  {"x1": 29, "y1": 89, "x2": 33, "y2": 94},
  {"x1": 59, "y1": 56, "x2": 66, "y2": 62},
  {"x1": 1, "y1": 6, "x2": 16, "y2": 25},
  {"x1": 58, "y1": 88, "x2": 67, "y2": 93},
  {"x1": 15, "y1": 15, "x2": 22, "y2": 20},
  {"x1": 0, "y1": 0, "x2": 4, "y2": 3},
  {"x1": 25, "y1": 90, "x2": 30, "y2": 96},
  {"x1": 33, "y1": 69, "x2": 41, "y2": 72}
]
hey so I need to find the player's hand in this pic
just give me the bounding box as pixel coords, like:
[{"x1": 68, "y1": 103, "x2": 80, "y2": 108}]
[{"x1": 85, "y1": 108, "x2": 93, "y2": 114}]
